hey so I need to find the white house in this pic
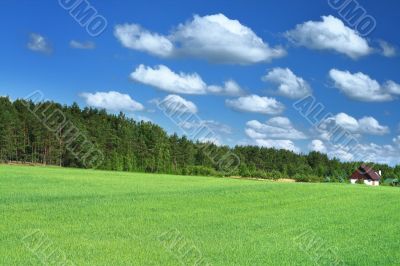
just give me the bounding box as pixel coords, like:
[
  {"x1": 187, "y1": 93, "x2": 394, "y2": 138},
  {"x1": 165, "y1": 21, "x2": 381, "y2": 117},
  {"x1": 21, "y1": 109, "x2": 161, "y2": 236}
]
[{"x1": 350, "y1": 164, "x2": 381, "y2": 186}]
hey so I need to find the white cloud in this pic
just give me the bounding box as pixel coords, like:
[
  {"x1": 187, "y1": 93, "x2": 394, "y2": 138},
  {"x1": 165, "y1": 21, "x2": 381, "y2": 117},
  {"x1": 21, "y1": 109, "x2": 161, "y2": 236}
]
[
  {"x1": 244, "y1": 123, "x2": 399, "y2": 164},
  {"x1": 156, "y1": 94, "x2": 198, "y2": 114},
  {"x1": 27, "y1": 33, "x2": 52, "y2": 54},
  {"x1": 115, "y1": 14, "x2": 286, "y2": 64},
  {"x1": 114, "y1": 24, "x2": 173, "y2": 57},
  {"x1": 328, "y1": 144, "x2": 354, "y2": 162},
  {"x1": 130, "y1": 64, "x2": 243, "y2": 96},
  {"x1": 384, "y1": 80, "x2": 400, "y2": 95},
  {"x1": 70, "y1": 40, "x2": 95, "y2": 49},
  {"x1": 320, "y1": 112, "x2": 389, "y2": 137},
  {"x1": 255, "y1": 139, "x2": 300, "y2": 153},
  {"x1": 80, "y1": 91, "x2": 144, "y2": 113},
  {"x1": 393, "y1": 136, "x2": 400, "y2": 147},
  {"x1": 311, "y1": 115, "x2": 399, "y2": 165},
  {"x1": 207, "y1": 80, "x2": 244, "y2": 96},
  {"x1": 180, "y1": 120, "x2": 232, "y2": 134},
  {"x1": 245, "y1": 128, "x2": 268, "y2": 140},
  {"x1": 307, "y1": 139, "x2": 400, "y2": 165},
  {"x1": 326, "y1": 112, "x2": 360, "y2": 132},
  {"x1": 309, "y1": 139, "x2": 327, "y2": 153},
  {"x1": 329, "y1": 69, "x2": 400, "y2": 102},
  {"x1": 262, "y1": 67, "x2": 311, "y2": 99},
  {"x1": 286, "y1": 15, "x2": 372, "y2": 59},
  {"x1": 245, "y1": 117, "x2": 307, "y2": 140},
  {"x1": 351, "y1": 143, "x2": 398, "y2": 165},
  {"x1": 245, "y1": 117, "x2": 303, "y2": 153},
  {"x1": 358, "y1": 117, "x2": 390, "y2": 135},
  {"x1": 378, "y1": 40, "x2": 397, "y2": 57},
  {"x1": 226, "y1": 94, "x2": 285, "y2": 115},
  {"x1": 131, "y1": 65, "x2": 206, "y2": 95},
  {"x1": 309, "y1": 131, "x2": 400, "y2": 165},
  {"x1": 198, "y1": 137, "x2": 221, "y2": 146},
  {"x1": 335, "y1": 142, "x2": 398, "y2": 165}
]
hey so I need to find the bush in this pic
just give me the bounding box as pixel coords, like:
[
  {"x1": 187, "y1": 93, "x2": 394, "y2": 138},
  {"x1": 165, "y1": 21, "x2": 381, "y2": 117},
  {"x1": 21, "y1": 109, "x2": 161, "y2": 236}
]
[
  {"x1": 293, "y1": 173, "x2": 323, "y2": 183},
  {"x1": 238, "y1": 165, "x2": 251, "y2": 177},
  {"x1": 293, "y1": 173, "x2": 308, "y2": 182},
  {"x1": 324, "y1": 176, "x2": 331, "y2": 183},
  {"x1": 249, "y1": 170, "x2": 267, "y2": 179},
  {"x1": 265, "y1": 170, "x2": 283, "y2": 180},
  {"x1": 384, "y1": 178, "x2": 399, "y2": 186},
  {"x1": 186, "y1": 166, "x2": 219, "y2": 177}
]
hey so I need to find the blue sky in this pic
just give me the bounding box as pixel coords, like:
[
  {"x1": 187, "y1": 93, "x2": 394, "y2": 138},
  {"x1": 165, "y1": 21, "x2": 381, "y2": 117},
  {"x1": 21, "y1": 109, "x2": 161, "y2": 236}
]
[{"x1": 1, "y1": 0, "x2": 400, "y2": 165}]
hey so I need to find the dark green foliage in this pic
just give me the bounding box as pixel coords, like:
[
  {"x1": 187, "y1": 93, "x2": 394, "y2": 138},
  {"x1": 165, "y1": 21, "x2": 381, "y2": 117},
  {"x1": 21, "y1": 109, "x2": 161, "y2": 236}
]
[
  {"x1": 186, "y1": 165, "x2": 221, "y2": 177},
  {"x1": 0, "y1": 96, "x2": 398, "y2": 182}
]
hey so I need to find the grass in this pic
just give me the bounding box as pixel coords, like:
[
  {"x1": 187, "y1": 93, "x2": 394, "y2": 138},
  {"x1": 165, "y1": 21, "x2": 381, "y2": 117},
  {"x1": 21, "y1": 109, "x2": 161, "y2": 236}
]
[{"x1": 1, "y1": 165, "x2": 399, "y2": 265}]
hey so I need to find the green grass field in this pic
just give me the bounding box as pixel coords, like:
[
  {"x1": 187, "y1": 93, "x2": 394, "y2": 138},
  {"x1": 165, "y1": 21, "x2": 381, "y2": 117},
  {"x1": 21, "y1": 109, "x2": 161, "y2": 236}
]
[{"x1": 1, "y1": 165, "x2": 399, "y2": 265}]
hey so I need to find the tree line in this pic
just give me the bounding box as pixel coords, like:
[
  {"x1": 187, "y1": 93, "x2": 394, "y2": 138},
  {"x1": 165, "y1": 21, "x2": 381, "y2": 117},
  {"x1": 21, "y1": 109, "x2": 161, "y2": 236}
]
[{"x1": 1, "y1": 96, "x2": 399, "y2": 182}]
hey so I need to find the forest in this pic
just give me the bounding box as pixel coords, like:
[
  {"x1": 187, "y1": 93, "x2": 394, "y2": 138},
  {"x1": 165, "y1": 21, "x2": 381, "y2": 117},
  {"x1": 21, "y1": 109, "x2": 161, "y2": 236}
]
[{"x1": 1, "y1": 96, "x2": 399, "y2": 182}]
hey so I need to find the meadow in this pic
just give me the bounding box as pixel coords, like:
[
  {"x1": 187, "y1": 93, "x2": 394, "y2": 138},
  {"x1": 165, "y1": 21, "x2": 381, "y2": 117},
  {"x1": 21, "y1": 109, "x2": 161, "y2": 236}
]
[{"x1": 1, "y1": 165, "x2": 399, "y2": 265}]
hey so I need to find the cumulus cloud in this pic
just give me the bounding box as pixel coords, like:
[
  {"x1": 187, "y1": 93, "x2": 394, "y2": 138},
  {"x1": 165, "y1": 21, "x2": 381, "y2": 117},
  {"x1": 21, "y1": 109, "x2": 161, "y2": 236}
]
[
  {"x1": 319, "y1": 113, "x2": 389, "y2": 139},
  {"x1": 328, "y1": 144, "x2": 355, "y2": 162},
  {"x1": 244, "y1": 124, "x2": 399, "y2": 164},
  {"x1": 309, "y1": 139, "x2": 327, "y2": 153},
  {"x1": 27, "y1": 33, "x2": 52, "y2": 54},
  {"x1": 198, "y1": 137, "x2": 222, "y2": 146},
  {"x1": 115, "y1": 14, "x2": 286, "y2": 64},
  {"x1": 156, "y1": 94, "x2": 198, "y2": 114},
  {"x1": 307, "y1": 113, "x2": 398, "y2": 165},
  {"x1": 80, "y1": 91, "x2": 144, "y2": 113},
  {"x1": 378, "y1": 40, "x2": 397, "y2": 57},
  {"x1": 131, "y1": 65, "x2": 206, "y2": 94},
  {"x1": 358, "y1": 117, "x2": 390, "y2": 135},
  {"x1": 254, "y1": 139, "x2": 300, "y2": 153},
  {"x1": 393, "y1": 136, "x2": 400, "y2": 147},
  {"x1": 286, "y1": 15, "x2": 372, "y2": 59},
  {"x1": 70, "y1": 40, "x2": 95, "y2": 49},
  {"x1": 245, "y1": 117, "x2": 304, "y2": 153},
  {"x1": 352, "y1": 143, "x2": 398, "y2": 165},
  {"x1": 226, "y1": 94, "x2": 285, "y2": 115},
  {"x1": 335, "y1": 142, "x2": 398, "y2": 165},
  {"x1": 114, "y1": 24, "x2": 173, "y2": 57},
  {"x1": 207, "y1": 80, "x2": 245, "y2": 96},
  {"x1": 262, "y1": 67, "x2": 311, "y2": 99},
  {"x1": 384, "y1": 80, "x2": 400, "y2": 95},
  {"x1": 245, "y1": 117, "x2": 307, "y2": 140},
  {"x1": 130, "y1": 64, "x2": 243, "y2": 96},
  {"x1": 329, "y1": 69, "x2": 400, "y2": 102},
  {"x1": 307, "y1": 139, "x2": 400, "y2": 165}
]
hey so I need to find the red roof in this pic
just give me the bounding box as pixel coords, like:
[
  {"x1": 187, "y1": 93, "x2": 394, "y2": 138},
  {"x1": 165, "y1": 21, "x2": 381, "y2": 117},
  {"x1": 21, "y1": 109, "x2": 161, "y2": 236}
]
[{"x1": 350, "y1": 164, "x2": 381, "y2": 181}]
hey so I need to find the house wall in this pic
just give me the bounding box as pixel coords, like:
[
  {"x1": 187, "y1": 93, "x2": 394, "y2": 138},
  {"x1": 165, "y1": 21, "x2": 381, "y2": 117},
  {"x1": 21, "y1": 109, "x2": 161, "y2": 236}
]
[
  {"x1": 364, "y1": 179, "x2": 379, "y2": 186},
  {"x1": 350, "y1": 179, "x2": 379, "y2": 186}
]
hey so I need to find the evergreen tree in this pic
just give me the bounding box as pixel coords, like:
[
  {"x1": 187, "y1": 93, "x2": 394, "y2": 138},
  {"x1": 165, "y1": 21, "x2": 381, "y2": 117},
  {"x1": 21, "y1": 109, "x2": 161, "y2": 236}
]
[{"x1": 0, "y1": 96, "x2": 398, "y2": 182}]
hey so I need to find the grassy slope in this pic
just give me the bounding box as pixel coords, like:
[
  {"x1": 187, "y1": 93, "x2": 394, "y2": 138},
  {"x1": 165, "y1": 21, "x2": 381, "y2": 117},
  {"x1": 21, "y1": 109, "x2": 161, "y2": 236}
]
[{"x1": 1, "y1": 165, "x2": 399, "y2": 265}]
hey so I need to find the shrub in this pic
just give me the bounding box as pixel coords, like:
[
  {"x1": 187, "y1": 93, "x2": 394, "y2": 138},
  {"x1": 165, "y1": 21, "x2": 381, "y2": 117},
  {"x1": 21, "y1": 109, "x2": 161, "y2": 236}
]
[
  {"x1": 293, "y1": 173, "x2": 308, "y2": 182},
  {"x1": 238, "y1": 165, "x2": 251, "y2": 177},
  {"x1": 384, "y1": 178, "x2": 399, "y2": 187},
  {"x1": 293, "y1": 173, "x2": 323, "y2": 183},
  {"x1": 265, "y1": 170, "x2": 283, "y2": 180},
  {"x1": 186, "y1": 166, "x2": 219, "y2": 177},
  {"x1": 249, "y1": 170, "x2": 267, "y2": 179},
  {"x1": 324, "y1": 176, "x2": 331, "y2": 183}
]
